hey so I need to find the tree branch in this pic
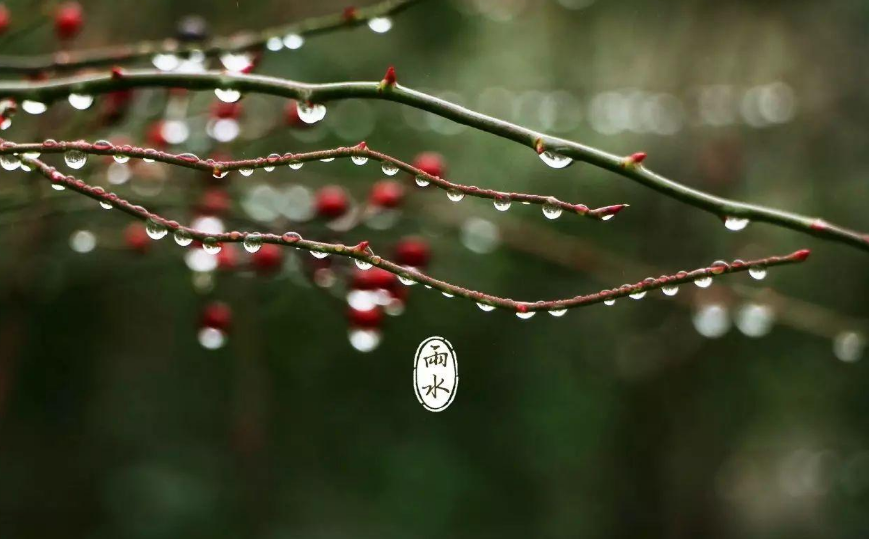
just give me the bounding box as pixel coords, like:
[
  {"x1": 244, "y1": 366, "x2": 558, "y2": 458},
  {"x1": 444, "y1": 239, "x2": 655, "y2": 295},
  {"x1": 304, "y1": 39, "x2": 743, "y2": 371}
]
[
  {"x1": 20, "y1": 155, "x2": 810, "y2": 314},
  {"x1": 0, "y1": 0, "x2": 425, "y2": 75},
  {"x1": 0, "y1": 139, "x2": 627, "y2": 220},
  {"x1": 0, "y1": 69, "x2": 864, "y2": 252}
]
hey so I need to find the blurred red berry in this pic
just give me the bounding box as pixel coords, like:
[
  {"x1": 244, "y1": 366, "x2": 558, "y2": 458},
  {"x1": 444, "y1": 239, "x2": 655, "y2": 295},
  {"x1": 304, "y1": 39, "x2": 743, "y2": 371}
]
[
  {"x1": 394, "y1": 236, "x2": 430, "y2": 268},
  {"x1": 146, "y1": 121, "x2": 167, "y2": 147},
  {"x1": 251, "y1": 243, "x2": 283, "y2": 274},
  {"x1": 315, "y1": 185, "x2": 349, "y2": 219},
  {"x1": 347, "y1": 306, "x2": 383, "y2": 329},
  {"x1": 369, "y1": 180, "x2": 404, "y2": 208},
  {"x1": 284, "y1": 101, "x2": 310, "y2": 128},
  {"x1": 201, "y1": 302, "x2": 232, "y2": 331},
  {"x1": 216, "y1": 243, "x2": 238, "y2": 270},
  {"x1": 413, "y1": 152, "x2": 445, "y2": 178},
  {"x1": 198, "y1": 188, "x2": 231, "y2": 215},
  {"x1": 124, "y1": 223, "x2": 149, "y2": 253},
  {"x1": 54, "y1": 2, "x2": 83, "y2": 40},
  {"x1": 0, "y1": 5, "x2": 10, "y2": 35},
  {"x1": 210, "y1": 100, "x2": 242, "y2": 119},
  {"x1": 352, "y1": 267, "x2": 397, "y2": 291}
]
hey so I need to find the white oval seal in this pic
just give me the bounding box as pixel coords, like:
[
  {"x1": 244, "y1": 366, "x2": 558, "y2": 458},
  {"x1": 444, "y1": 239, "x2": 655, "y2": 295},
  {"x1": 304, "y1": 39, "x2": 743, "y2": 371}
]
[{"x1": 413, "y1": 336, "x2": 458, "y2": 412}]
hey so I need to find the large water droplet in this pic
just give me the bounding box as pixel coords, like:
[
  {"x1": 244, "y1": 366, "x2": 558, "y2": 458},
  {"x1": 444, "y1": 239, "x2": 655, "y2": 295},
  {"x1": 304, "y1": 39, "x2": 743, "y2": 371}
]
[
  {"x1": 538, "y1": 150, "x2": 573, "y2": 169},
  {"x1": 398, "y1": 274, "x2": 416, "y2": 286},
  {"x1": 22, "y1": 100, "x2": 47, "y2": 115},
  {"x1": 63, "y1": 149, "x2": 87, "y2": 169},
  {"x1": 349, "y1": 328, "x2": 381, "y2": 352},
  {"x1": 152, "y1": 53, "x2": 180, "y2": 71},
  {"x1": 494, "y1": 197, "x2": 511, "y2": 211},
  {"x1": 99, "y1": 200, "x2": 112, "y2": 210},
  {"x1": 694, "y1": 275, "x2": 713, "y2": 288},
  {"x1": 0, "y1": 154, "x2": 19, "y2": 171},
  {"x1": 264, "y1": 153, "x2": 280, "y2": 172},
  {"x1": 51, "y1": 183, "x2": 66, "y2": 191},
  {"x1": 603, "y1": 298, "x2": 616, "y2": 306},
  {"x1": 145, "y1": 219, "x2": 167, "y2": 240},
  {"x1": 415, "y1": 176, "x2": 430, "y2": 187},
  {"x1": 367, "y1": 16, "x2": 393, "y2": 33},
  {"x1": 447, "y1": 189, "x2": 464, "y2": 202},
  {"x1": 297, "y1": 102, "x2": 326, "y2": 124},
  {"x1": 68, "y1": 93, "x2": 94, "y2": 110},
  {"x1": 214, "y1": 88, "x2": 241, "y2": 103},
  {"x1": 0, "y1": 117, "x2": 12, "y2": 130},
  {"x1": 549, "y1": 309, "x2": 567, "y2": 317},
  {"x1": 629, "y1": 288, "x2": 646, "y2": 300},
  {"x1": 748, "y1": 265, "x2": 767, "y2": 280},
  {"x1": 516, "y1": 311, "x2": 536, "y2": 319},
  {"x1": 351, "y1": 155, "x2": 368, "y2": 166},
  {"x1": 198, "y1": 327, "x2": 226, "y2": 350},
  {"x1": 477, "y1": 302, "x2": 495, "y2": 312},
  {"x1": 311, "y1": 250, "x2": 329, "y2": 259},
  {"x1": 288, "y1": 161, "x2": 303, "y2": 170},
  {"x1": 542, "y1": 202, "x2": 562, "y2": 220},
  {"x1": 239, "y1": 168, "x2": 254, "y2": 176},
  {"x1": 283, "y1": 33, "x2": 304, "y2": 49},
  {"x1": 113, "y1": 154, "x2": 130, "y2": 164},
  {"x1": 219, "y1": 52, "x2": 254, "y2": 72},
  {"x1": 355, "y1": 259, "x2": 372, "y2": 270},
  {"x1": 243, "y1": 233, "x2": 263, "y2": 253},
  {"x1": 381, "y1": 162, "x2": 399, "y2": 176},
  {"x1": 202, "y1": 238, "x2": 222, "y2": 254},
  {"x1": 174, "y1": 229, "x2": 193, "y2": 246},
  {"x1": 662, "y1": 285, "x2": 679, "y2": 296},
  {"x1": 724, "y1": 216, "x2": 750, "y2": 231}
]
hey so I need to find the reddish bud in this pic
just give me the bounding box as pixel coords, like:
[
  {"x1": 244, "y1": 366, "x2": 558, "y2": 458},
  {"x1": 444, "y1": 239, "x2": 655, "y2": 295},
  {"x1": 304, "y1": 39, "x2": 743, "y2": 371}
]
[
  {"x1": 352, "y1": 267, "x2": 397, "y2": 291},
  {"x1": 54, "y1": 2, "x2": 83, "y2": 40},
  {"x1": 810, "y1": 219, "x2": 828, "y2": 231},
  {"x1": 535, "y1": 138, "x2": 545, "y2": 155},
  {"x1": 124, "y1": 222, "x2": 149, "y2": 253},
  {"x1": 216, "y1": 243, "x2": 238, "y2": 269},
  {"x1": 347, "y1": 306, "x2": 383, "y2": 329},
  {"x1": 625, "y1": 152, "x2": 647, "y2": 166},
  {"x1": 353, "y1": 240, "x2": 370, "y2": 252},
  {"x1": 793, "y1": 249, "x2": 811, "y2": 262},
  {"x1": 412, "y1": 151, "x2": 446, "y2": 178},
  {"x1": 342, "y1": 6, "x2": 358, "y2": 22},
  {"x1": 201, "y1": 301, "x2": 232, "y2": 331},
  {"x1": 110, "y1": 66, "x2": 124, "y2": 79},
  {"x1": 315, "y1": 185, "x2": 350, "y2": 219},
  {"x1": 394, "y1": 236, "x2": 430, "y2": 268},
  {"x1": 356, "y1": 141, "x2": 367, "y2": 150},
  {"x1": 251, "y1": 243, "x2": 283, "y2": 275},
  {"x1": 380, "y1": 65, "x2": 397, "y2": 89},
  {"x1": 369, "y1": 180, "x2": 404, "y2": 208},
  {"x1": 0, "y1": 5, "x2": 10, "y2": 35}
]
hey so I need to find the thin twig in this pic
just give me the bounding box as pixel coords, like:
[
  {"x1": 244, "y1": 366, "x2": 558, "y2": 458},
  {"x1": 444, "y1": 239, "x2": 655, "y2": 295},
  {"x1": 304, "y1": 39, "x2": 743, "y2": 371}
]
[
  {"x1": 20, "y1": 155, "x2": 810, "y2": 314},
  {"x1": 0, "y1": 139, "x2": 628, "y2": 220},
  {"x1": 0, "y1": 70, "x2": 864, "y2": 252},
  {"x1": 0, "y1": 0, "x2": 425, "y2": 75}
]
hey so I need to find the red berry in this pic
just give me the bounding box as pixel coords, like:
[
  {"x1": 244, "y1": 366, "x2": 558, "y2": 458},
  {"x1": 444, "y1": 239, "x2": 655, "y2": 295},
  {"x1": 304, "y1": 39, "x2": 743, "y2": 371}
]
[
  {"x1": 351, "y1": 267, "x2": 397, "y2": 291},
  {"x1": 315, "y1": 185, "x2": 349, "y2": 219},
  {"x1": 124, "y1": 223, "x2": 149, "y2": 253},
  {"x1": 347, "y1": 306, "x2": 383, "y2": 329},
  {"x1": 210, "y1": 100, "x2": 242, "y2": 119},
  {"x1": 201, "y1": 302, "x2": 232, "y2": 331},
  {"x1": 251, "y1": 243, "x2": 283, "y2": 274},
  {"x1": 284, "y1": 101, "x2": 309, "y2": 128},
  {"x1": 0, "y1": 5, "x2": 10, "y2": 35},
  {"x1": 54, "y1": 2, "x2": 83, "y2": 40},
  {"x1": 198, "y1": 188, "x2": 231, "y2": 215},
  {"x1": 216, "y1": 243, "x2": 238, "y2": 270},
  {"x1": 369, "y1": 180, "x2": 404, "y2": 208},
  {"x1": 412, "y1": 152, "x2": 445, "y2": 178},
  {"x1": 394, "y1": 237, "x2": 430, "y2": 268},
  {"x1": 146, "y1": 121, "x2": 167, "y2": 147}
]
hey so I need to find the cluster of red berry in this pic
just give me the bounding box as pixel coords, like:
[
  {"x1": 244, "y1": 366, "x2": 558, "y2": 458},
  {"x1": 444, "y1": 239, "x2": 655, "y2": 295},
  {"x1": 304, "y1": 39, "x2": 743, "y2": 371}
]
[{"x1": 0, "y1": 2, "x2": 84, "y2": 39}]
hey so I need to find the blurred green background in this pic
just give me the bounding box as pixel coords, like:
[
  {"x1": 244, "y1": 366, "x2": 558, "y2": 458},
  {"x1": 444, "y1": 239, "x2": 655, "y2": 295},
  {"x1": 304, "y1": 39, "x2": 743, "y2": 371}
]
[{"x1": 0, "y1": 0, "x2": 868, "y2": 537}]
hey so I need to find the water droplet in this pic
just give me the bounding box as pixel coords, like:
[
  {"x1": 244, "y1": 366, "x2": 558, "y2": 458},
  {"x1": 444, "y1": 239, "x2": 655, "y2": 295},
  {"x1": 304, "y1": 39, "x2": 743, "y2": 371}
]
[
  {"x1": 735, "y1": 303, "x2": 775, "y2": 338},
  {"x1": 629, "y1": 289, "x2": 646, "y2": 300},
  {"x1": 239, "y1": 168, "x2": 254, "y2": 176},
  {"x1": 477, "y1": 302, "x2": 495, "y2": 312},
  {"x1": 288, "y1": 161, "x2": 303, "y2": 170},
  {"x1": 442, "y1": 292, "x2": 454, "y2": 298},
  {"x1": 320, "y1": 157, "x2": 335, "y2": 163},
  {"x1": 415, "y1": 176, "x2": 430, "y2": 187},
  {"x1": 173, "y1": 229, "x2": 193, "y2": 246},
  {"x1": 283, "y1": 33, "x2": 305, "y2": 49},
  {"x1": 693, "y1": 303, "x2": 731, "y2": 338},
  {"x1": 549, "y1": 309, "x2": 567, "y2": 317},
  {"x1": 243, "y1": 233, "x2": 263, "y2": 253},
  {"x1": 662, "y1": 285, "x2": 679, "y2": 296},
  {"x1": 542, "y1": 202, "x2": 562, "y2": 219},
  {"x1": 538, "y1": 150, "x2": 573, "y2": 169},
  {"x1": 152, "y1": 53, "x2": 180, "y2": 71},
  {"x1": 748, "y1": 265, "x2": 767, "y2": 280},
  {"x1": 264, "y1": 153, "x2": 280, "y2": 172},
  {"x1": 311, "y1": 250, "x2": 329, "y2": 259},
  {"x1": 63, "y1": 149, "x2": 87, "y2": 169},
  {"x1": 202, "y1": 237, "x2": 222, "y2": 254},
  {"x1": 351, "y1": 155, "x2": 368, "y2": 166},
  {"x1": 355, "y1": 259, "x2": 372, "y2": 270},
  {"x1": 0, "y1": 154, "x2": 19, "y2": 171},
  {"x1": 398, "y1": 274, "x2": 416, "y2": 286},
  {"x1": 99, "y1": 200, "x2": 112, "y2": 210},
  {"x1": 834, "y1": 331, "x2": 865, "y2": 363},
  {"x1": 22, "y1": 100, "x2": 47, "y2": 115},
  {"x1": 177, "y1": 152, "x2": 199, "y2": 162},
  {"x1": 604, "y1": 298, "x2": 616, "y2": 306},
  {"x1": 601, "y1": 214, "x2": 616, "y2": 221},
  {"x1": 694, "y1": 275, "x2": 713, "y2": 288},
  {"x1": 69, "y1": 229, "x2": 96, "y2": 253},
  {"x1": 212, "y1": 169, "x2": 228, "y2": 179},
  {"x1": 51, "y1": 183, "x2": 65, "y2": 191},
  {"x1": 145, "y1": 219, "x2": 167, "y2": 240},
  {"x1": 349, "y1": 328, "x2": 381, "y2": 352},
  {"x1": 297, "y1": 101, "x2": 326, "y2": 124},
  {"x1": 381, "y1": 162, "x2": 399, "y2": 176},
  {"x1": 113, "y1": 154, "x2": 130, "y2": 164},
  {"x1": 266, "y1": 36, "x2": 283, "y2": 51},
  {"x1": 22, "y1": 151, "x2": 40, "y2": 159},
  {"x1": 219, "y1": 52, "x2": 253, "y2": 72},
  {"x1": 516, "y1": 311, "x2": 536, "y2": 319},
  {"x1": 367, "y1": 16, "x2": 393, "y2": 33},
  {"x1": 724, "y1": 216, "x2": 750, "y2": 231},
  {"x1": 198, "y1": 327, "x2": 226, "y2": 350},
  {"x1": 67, "y1": 93, "x2": 94, "y2": 110},
  {"x1": 494, "y1": 197, "x2": 512, "y2": 211},
  {"x1": 447, "y1": 189, "x2": 464, "y2": 202},
  {"x1": 214, "y1": 88, "x2": 241, "y2": 103},
  {"x1": 0, "y1": 117, "x2": 11, "y2": 130}
]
